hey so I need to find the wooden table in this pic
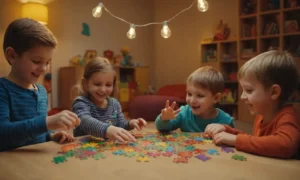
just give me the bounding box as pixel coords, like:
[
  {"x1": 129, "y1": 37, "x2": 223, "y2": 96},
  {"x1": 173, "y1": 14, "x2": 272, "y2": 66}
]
[{"x1": 0, "y1": 129, "x2": 300, "y2": 180}]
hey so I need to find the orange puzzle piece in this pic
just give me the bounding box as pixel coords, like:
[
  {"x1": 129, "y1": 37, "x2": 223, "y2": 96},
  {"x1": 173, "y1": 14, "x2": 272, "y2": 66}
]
[{"x1": 60, "y1": 143, "x2": 78, "y2": 153}]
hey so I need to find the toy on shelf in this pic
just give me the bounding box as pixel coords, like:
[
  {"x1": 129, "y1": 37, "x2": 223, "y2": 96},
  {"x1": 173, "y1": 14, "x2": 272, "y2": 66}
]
[
  {"x1": 121, "y1": 47, "x2": 134, "y2": 66},
  {"x1": 213, "y1": 20, "x2": 230, "y2": 41},
  {"x1": 242, "y1": 0, "x2": 255, "y2": 15},
  {"x1": 103, "y1": 50, "x2": 114, "y2": 64},
  {"x1": 221, "y1": 88, "x2": 235, "y2": 104},
  {"x1": 70, "y1": 55, "x2": 84, "y2": 66}
]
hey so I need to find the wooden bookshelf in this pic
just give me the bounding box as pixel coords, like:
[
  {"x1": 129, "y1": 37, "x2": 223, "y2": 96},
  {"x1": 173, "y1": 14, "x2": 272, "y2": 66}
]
[
  {"x1": 200, "y1": 40, "x2": 239, "y2": 120},
  {"x1": 238, "y1": 0, "x2": 300, "y2": 122}
]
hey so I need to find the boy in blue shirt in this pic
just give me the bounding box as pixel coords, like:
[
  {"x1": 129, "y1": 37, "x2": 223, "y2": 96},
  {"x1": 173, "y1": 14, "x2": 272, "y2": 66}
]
[
  {"x1": 0, "y1": 18, "x2": 80, "y2": 151},
  {"x1": 155, "y1": 66, "x2": 234, "y2": 132}
]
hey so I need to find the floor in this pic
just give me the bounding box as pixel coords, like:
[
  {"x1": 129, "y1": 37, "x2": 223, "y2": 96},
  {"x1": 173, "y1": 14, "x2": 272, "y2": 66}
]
[{"x1": 124, "y1": 112, "x2": 253, "y2": 134}]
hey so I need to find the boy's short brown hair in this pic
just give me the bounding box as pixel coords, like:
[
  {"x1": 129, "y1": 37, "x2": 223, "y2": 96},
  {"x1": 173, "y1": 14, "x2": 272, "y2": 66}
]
[
  {"x1": 187, "y1": 66, "x2": 224, "y2": 95},
  {"x1": 3, "y1": 18, "x2": 57, "y2": 64},
  {"x1": 238, "y1": 50, "x2": 299, "y2": 104}
]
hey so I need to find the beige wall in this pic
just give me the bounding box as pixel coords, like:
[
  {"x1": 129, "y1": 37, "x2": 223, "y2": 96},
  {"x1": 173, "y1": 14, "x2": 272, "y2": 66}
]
[
  {"x1": 0, "y1": 0, "x2": 154, "y2": 107},
  {"x1": 47, "y1": 0, "x2": 154, "y2": 107},
  {"x1": 152, "y1": 0, "x2": 238, "y2": 89},
  {"x1": 0, "y1": 0, "x2": 238, "y2": 108},
  {"x1": 0, "y1": 0, "x2": 21, "y2": 77}
]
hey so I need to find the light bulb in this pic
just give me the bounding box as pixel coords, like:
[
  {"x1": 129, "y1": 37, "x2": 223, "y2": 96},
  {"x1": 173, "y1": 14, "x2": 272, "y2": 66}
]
[
  {"x1": 197, "y1": 0, "x2": 209, "y2": 12},
  {"x1": 92, "y1": 2, "x2": 103, "y2": 18},
  {"x1": 161, "y1": 21, "x2": 171, "y2": 38},
  {"x1": 127, "y1": 24, "x2": 136, "y2": 39}
]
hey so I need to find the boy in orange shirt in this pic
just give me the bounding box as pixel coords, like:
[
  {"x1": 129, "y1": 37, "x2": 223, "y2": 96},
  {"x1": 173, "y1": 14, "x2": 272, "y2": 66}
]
[{"x1": 205, "y1": 50, "x2": 300, "y2": 158}]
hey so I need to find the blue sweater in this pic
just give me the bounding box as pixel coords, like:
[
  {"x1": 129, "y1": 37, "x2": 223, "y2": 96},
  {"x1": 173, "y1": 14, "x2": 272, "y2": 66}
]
[
  {"x1": 0, "y1": 78, "x2": 49, "y2": 151},
  {"x1": 155, "y1": 105, "x2": 235, "y2": 132},
  {"x1": 72, "y1": 96, "x2": 129, "y2": 138}
]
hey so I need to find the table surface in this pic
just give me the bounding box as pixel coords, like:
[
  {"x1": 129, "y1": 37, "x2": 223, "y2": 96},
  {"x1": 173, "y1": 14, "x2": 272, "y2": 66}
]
[{"x1": 0, "y1": 128, "x2": 300, "y2": 180}]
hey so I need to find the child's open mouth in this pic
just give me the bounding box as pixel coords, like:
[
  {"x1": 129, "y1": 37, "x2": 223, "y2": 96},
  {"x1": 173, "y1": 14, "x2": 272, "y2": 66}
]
[
  {"x1": 32, "y1": 72, "x2": 40, "y2": 78},
  {"x1": 191, "y1": 106, "x2": 200, "y2": 110}
]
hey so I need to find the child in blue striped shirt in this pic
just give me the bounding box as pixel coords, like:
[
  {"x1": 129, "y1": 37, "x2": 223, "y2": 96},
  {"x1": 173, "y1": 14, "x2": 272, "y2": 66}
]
[
  {"x1": 72, "y1": 57, "x2": 147, "y2": 143},
  {"x1": 0, "y1": 18, "x2": 80, "y2": 151}
]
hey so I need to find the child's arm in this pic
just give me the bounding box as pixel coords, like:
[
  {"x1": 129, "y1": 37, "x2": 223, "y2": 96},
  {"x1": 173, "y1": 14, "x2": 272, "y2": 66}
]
[
  {"x1": 0, "y1": 94, "x2": 48, "y2": 150},
  {"x1": 235, "y1": 114, "x2": 300, "y2": 158},
  {"x1": 72, "y1": 100, "x2": 110, "y2": 138},
  {"x1": 155, "y1": 103, "x2": 183, "y2": 132},
  {"x1": 114, "y1": 100, "x2": 130, "y2": 130}
]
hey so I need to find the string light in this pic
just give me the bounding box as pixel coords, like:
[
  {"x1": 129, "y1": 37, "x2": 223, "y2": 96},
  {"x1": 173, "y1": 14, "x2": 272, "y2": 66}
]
[
  {"x1": 92, "y1": 0, "x2": 209, "y2": 39},
  {"x1": 127, "y1": 24, "x2": 136, "y2": 39},
  {"x1": 92, "y1": 2, "x2": 103, "y2": 18},
  {"x1": 197, "y1": 0, "x2": 209, "y2": 12},
  {"x1": 161, "y1": 21, "x2": 171, "y2": 39}
]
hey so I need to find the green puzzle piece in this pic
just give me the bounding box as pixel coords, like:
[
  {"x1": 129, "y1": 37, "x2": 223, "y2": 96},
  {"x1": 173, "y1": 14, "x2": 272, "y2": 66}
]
[
  {"x1": 125, "y1": 152, "x2": 137, "y2": 158},
  {"x1": 53, "y1": 156, "x2": 67, "y2": 164},
  {"x1": 232, "y1": 154, "x2": 247, "y2": 161},
  {"x1": 64, "y1": 151, "x2": 74, "y2": 157},
  {"x1": 93, "y1": 153, "x2": 106, "y2": 160}
]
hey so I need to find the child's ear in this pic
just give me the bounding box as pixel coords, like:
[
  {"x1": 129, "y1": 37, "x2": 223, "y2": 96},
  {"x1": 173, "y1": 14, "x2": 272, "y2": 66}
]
[
  {"x1": 213, "y1": 92, "x2": 222, "y2": 103},
  {"x1": 271, "y1": 84, "x2": 281, "y2": 100},
  {"x1": 4, "y1": 47, "x2": 18, "y2": 65}
]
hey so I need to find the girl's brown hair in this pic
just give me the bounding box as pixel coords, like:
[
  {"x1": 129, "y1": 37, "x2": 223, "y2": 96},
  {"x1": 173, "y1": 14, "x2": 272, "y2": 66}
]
[{"x1": 73, "y1": 57, "x2": 117, "y2": 98}]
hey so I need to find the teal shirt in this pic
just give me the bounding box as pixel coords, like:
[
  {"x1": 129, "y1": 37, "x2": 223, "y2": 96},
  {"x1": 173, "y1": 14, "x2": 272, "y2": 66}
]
[{"x1": 155, "y1": 105, "x2": 235, "y2": 132}]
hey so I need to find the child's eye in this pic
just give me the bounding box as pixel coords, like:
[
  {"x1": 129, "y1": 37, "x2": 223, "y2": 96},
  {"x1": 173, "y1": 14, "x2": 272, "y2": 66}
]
[
  {"x1": 197, "y1": 94, "x2": 204, "y2": 98},
  {"x1": 245, "y1": 89, "x2": 253, "y2": 93},
  {"x1": 32, "y1": 60, "x2": 40, "y2": 64},
  {"x1": 106, "y1": 84, "x2": 112, "y2": 87},
  {"x1": 94, "y1": 83, "x2": 101, "y2": 86},
  {"x1": 187, "y1": 93, "x2": 192, "y2": 96}
]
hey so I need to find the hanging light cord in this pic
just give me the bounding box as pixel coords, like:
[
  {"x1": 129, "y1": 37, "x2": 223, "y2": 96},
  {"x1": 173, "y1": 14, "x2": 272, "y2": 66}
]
[{"x1": 102, "y1": 0, "x2": 197, "y2": 27}]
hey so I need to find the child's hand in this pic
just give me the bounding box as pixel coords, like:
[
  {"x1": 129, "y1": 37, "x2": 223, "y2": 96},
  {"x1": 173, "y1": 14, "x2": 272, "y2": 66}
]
[
  {"x1": 129, "y1": 118, "x2": 147, "y2": 131},
  {"x1": 213, "y1": 132, "x2": 237, "y2": 146},
  {"x1": 106, "y1": 126, "x2": 136, "y2": 143},
  {"x1": 46, "y1": 110, "x2": 81, "y2": 131},
  {"x1": 161, "y1": 100, "x2": 180, "y2": 121},
  {"x1": 50, "y1": 131, "x2": 74, "y2": 144},
  {"x1": 204, "y1": 124, "x2": 226, "y2": 137}
]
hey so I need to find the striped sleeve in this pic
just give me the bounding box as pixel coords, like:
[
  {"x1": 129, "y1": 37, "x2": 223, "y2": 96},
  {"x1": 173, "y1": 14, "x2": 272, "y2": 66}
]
[
  {"x1": 113, "y1": 99, "x2": 130, "y2": 130},
  {"x1": 0, "y1": 85, "x2": 47, "y2": 150},
  {"x1": 72, "y1": 98, "x2": 110, "y2": 138}
]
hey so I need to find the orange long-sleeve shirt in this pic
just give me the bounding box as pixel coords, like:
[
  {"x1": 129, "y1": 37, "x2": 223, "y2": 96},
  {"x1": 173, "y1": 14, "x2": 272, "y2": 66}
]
[{"x1": 224, "y1": 105, "x2": 300, "y2": 158}]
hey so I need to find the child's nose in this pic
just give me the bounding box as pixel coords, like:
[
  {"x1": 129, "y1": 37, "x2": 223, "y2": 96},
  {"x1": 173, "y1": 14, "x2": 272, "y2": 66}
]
[{"x1": 240, "y1": 91, "x2": 246, "y2": 100}]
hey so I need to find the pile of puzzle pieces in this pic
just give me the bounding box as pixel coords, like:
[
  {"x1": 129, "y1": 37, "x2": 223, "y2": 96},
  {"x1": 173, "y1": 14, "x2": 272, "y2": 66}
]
[{"x1": 52, "y1": 132, "x2": 246, "y2": 164}]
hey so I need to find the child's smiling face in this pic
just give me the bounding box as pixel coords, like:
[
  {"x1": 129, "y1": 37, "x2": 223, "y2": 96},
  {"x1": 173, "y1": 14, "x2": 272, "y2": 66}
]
[
  {"x1": 7, "y1": 46, "x2": 53, "y2": 88},
  {"x1": 186, "y1": 83, "x2": 220, "y2": 118},
  {"x1": 239, "y1": 74, "x2": 274, "y2": 116}
]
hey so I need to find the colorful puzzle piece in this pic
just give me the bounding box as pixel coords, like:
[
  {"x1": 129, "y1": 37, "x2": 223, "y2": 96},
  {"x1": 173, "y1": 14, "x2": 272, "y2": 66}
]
[
  {"x1": 112, "y1": 150, "x2": 125, "y2": 156},
  {"x1": 162, "y1": 152, "x2": 173, "y2": 157},
  {"x1": 221, "y1": 147, "x2": 234, "y2": 153},
  {"x1": 173, "y1": 156, "x2": 188, "y2": 163},
  {"x1": 125, "y1": 152, "x2": 137, "y2": 158},
  {"x1": 136, "y1": 156, "x2": 150, "y2": 162},
  {"x1": 53, "y1": 156, "x2": 67, "y2": 164},
  {"x1": 195, "y1": 154, "x2": 211, "y2": 162},
  {"x1": 53, "y1": 132, "x2": 242, "y2": 164},
  {"x1": 60, "y1": 143, "x2": 78, "y2": 153},
  {"x1": 132, "y1": 133, "x2": 144, "y2": 138},
  {"x1": 147, "y1": 151, "x2": 161, "y2": 158},
  {"x1": 207, "y1": 149, "x2": 220, "y2": 155},
  {"x1": 93, "y1": 153, "x2": 106, "y2": 160},
  {"x1": 232, "y1": 154, "x2": 247, "y2": 161}
]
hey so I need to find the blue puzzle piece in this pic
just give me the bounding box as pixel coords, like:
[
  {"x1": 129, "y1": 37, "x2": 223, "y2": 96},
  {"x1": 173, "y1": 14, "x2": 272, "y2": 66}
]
[{"x1": 207, "y1": 149, "x2": 220, "y2": 155}]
